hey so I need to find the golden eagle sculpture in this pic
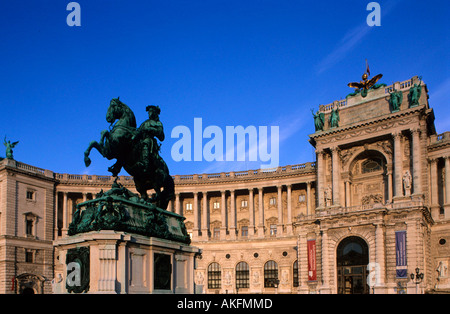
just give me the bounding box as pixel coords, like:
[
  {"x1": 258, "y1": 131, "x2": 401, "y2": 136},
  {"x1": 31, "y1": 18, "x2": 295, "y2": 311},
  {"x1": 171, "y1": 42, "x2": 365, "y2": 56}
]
[{"x1": 347, "y1": 61, "x2": 383, "y2": 98}]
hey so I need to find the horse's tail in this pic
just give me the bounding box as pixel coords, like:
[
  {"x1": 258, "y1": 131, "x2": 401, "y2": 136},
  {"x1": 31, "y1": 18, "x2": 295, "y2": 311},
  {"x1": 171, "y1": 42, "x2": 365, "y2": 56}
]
[{"x1": 160, "y1": 174, "x2": 175, "y2": 210}]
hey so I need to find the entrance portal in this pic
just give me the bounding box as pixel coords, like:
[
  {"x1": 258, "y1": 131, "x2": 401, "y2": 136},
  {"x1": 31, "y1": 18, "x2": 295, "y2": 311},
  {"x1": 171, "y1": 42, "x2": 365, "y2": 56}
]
[{"x1": 337, "y1": 236, "x2": 369, "y2": 294}]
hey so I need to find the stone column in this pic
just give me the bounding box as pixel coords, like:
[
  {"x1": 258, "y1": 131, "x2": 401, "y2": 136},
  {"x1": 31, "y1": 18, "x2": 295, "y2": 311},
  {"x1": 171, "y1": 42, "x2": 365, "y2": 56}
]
[
  {"x1": 258, "y1": 187, "x2": 265, "y2": 238},
  {"x1": 248, "y1": 188, "x2": 255, "y2": 237},
  {"x1": 445, "y1": 157, "x2": 450, "y2": 207},
  {"x1": 316, "y1": 150, "x2": 325, "y2": 208},
  {"x1": 82, "y1": 193, "x2": 87, "y2": 202},
  {"x1": 286, "y1": 185, "x2": 293, "y2": 235},
  {"x1": 306, "y1": 181, "x2": 312, "y2": 216},
  {"x1": 220, "y1": 190, "x2": 227, "y2": 238},
  {"x1": 193, "y1": 192, "x2": 199, "y2": 239},
  {"x1": 386, "y1": 163, "x2": 393, "y2": 202},
  {"x1": 230, "y1": 190, "x2": 236, "y2": 240},
  {"x1": 393, "y1": 132, "x2": 403, "y2": 198},
  {"x1": 321, "y1": 229, "x2": 330, "y2": 293},
  {"x1": 277, "y1": 185, "x2": 283, "y2": 236},
  {"x1": 331, "y1": 147, "x2": 340, "y2": 206},
  {"x1": 175, "y1": 193, "x2": 181, "y2": 215},
  {"x1": 201, "y1": 191, "x2": 209, "y2": 240},
  {"x1": 62, "y1": 192, "x2": 68, "y2": 235},
  {"x1": 374, "y1": 223, "x2": 386, "y2": 289},
  {"x1": 345, "y1": 181, "x2": 351, "y2": 207},
  {"x1": 429, "y1": 158, "x2": 440, "y2": 219},
  {"x1": 411, "y1": 128, "x2": 422, "y2": 195}
]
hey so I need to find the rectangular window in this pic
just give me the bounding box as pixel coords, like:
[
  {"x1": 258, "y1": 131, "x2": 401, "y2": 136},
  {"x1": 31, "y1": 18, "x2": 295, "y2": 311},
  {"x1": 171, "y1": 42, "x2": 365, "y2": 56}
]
[
  {"x1": 26, "y1": 219, "x2": 33, "y2": 236},
  {"x1": 241, "y1": 200, "x2": 248, "y2": 208},
  {"x1": 270, "y1": 224, "x2": 277, "y2": 237},
  {"x1": 241, "y1": 226, "x2": 248, "y2": 237},
  {"x1": 298, "y1": 195, "x2": 306, "y2": 203},
  {"x1": 26, "y1": 191, "x2": 34, "y2": 200},
  {"x1": 213, "y1": 228, "x2": 220, "y2": 239},
  {"x1": 213, "y1": 201, "x2": 220, "y2": 209},
  {"x1": 269, "y1": 197, "x2": 276, "y2": 206},
  {"x1": 25, "y1": 250, "x2": 33, "y2": 263},
  {"x1": 185, "y1": 203, "x2": 193, "y2": 212}
]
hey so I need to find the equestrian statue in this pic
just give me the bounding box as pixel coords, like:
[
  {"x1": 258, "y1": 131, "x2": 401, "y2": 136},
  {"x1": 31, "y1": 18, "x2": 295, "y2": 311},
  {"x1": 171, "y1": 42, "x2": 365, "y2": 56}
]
[{"x1": 83, "y1": 97, "x2": 174, "y2": 210}]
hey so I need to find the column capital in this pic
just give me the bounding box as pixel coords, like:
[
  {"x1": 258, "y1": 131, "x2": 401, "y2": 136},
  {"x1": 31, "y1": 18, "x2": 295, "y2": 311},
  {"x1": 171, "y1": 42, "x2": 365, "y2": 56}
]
[
  {"x1": 392, "y1": 131, "x2": 403, "y2": 140},
  {"x1": 330, "y1": 146, "x2": 340, "y2": 153},
  {"x1": 315, "y1": 149, "x2": 326, "y2": 156},
  {"x1": 411, "y1": 127, "x2": 422, "y2": 135}
]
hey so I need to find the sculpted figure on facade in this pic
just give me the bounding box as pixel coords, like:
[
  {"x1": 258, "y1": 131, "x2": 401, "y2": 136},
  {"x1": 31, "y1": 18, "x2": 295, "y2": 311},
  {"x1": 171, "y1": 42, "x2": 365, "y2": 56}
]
[
  {"x1": 403, "y1": 170, "x2": 412, "y2": 196},
  {"x1": 436, "y1": 261, "x2": 448, "y2": 281},
  {"x1": 324, "y1": 185, "x2": 332, "y2": 207}
]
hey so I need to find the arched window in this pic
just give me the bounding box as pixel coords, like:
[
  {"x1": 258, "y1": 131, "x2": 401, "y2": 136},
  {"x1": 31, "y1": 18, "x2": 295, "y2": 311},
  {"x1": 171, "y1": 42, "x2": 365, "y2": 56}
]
[
  {"x1": 235, "y1": 262, "x2": 249, "y2": 289},
  {"x1": 361, "y1": 158, "x2": 382, "y2": 173},
  {"x1": 293, "y1": 260, "x2": 299, "y2": 287},
  {"x1": 264, "y1": 260, "x2": 278, "y2": 287},
  {"x1": 207, "y1": 262, "x2": 221, "y2": 289}
]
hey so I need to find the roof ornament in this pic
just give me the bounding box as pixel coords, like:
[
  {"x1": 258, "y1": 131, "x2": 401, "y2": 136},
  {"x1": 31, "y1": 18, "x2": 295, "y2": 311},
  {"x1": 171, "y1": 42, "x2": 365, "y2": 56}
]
[{"x1": 347, "y1": 60, "x2": 383, "y2": 98}]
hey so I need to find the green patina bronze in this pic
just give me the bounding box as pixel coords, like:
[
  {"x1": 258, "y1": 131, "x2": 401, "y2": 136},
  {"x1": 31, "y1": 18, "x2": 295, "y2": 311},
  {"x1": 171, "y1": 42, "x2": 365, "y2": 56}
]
[
  {"x1": 387, "y1": 87, "x2": 403, "y2": 112},
  {"x1": 408, "y1": 76, "x2": 422, "y2": 108},
  {"x1": 329, "y1": 106, "x2": 340, "y2": 128},
  {"x1": 84, "y1": 98, "x2": 174, "y2": 210},
  {"x1": 74, "y1": 98, "x2": 190, "y2": 244},
  {"x1": 68, "y1": 179, "x2": 190, "y2": 244},
  {"x1": 3, "y1": 136, "x2": 19, "y2": 160},
  {"x1": 311, "y1": 109, "x2": 325, "y2": 132}
]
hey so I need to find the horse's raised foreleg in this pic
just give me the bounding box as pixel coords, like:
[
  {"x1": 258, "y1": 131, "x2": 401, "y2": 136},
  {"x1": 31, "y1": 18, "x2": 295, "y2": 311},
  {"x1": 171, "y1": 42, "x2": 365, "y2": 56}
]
[
  {"x1": 84, "y1": 140, "x2": 104, "y2": 167},
  {"x1": 84, "y1": 130, "x2": 109, "y2": 167}
]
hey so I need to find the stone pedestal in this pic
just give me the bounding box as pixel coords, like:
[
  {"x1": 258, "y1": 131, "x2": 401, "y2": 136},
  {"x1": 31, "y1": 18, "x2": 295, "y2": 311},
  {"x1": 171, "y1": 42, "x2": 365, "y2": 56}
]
[
  {"x1": 54, "y1": 230, "x2": 200, "y2": 294},
  {"x1": 53, "y1": 182, "x2": 200, "y2": 294}
]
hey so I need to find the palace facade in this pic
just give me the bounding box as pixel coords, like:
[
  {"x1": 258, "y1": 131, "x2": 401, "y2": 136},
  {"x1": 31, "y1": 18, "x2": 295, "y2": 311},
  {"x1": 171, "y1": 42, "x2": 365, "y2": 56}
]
[{"x1": 1, "y1": 75, "x2": 449, "y2": 294}]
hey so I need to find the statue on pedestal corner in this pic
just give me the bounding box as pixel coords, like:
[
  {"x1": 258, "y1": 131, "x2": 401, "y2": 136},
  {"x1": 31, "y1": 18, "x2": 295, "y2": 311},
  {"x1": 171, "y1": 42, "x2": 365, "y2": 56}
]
[
  {"x1": 311, "y1": 109, "x2": 325, "y2": 132},
  {"x1": 387, "y1": 87, "x2": 403, "y2": 112},
  {"x1": 408, "y1": 76, "x2": 422, "y2": 108},
  {"x1": 329, "y1": 106, "x2": 340, "y2": 128}
]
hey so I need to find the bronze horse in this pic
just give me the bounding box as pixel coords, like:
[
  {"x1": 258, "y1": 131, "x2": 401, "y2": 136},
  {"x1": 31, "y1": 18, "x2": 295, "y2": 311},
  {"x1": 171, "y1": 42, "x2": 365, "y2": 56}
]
[{"x1": 83, "y1": 98, "x2": 174, "y2": 209}]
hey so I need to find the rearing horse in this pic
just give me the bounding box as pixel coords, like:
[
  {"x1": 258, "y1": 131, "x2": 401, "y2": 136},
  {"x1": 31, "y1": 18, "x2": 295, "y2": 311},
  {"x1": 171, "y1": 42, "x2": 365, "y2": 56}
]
[{"x1": 83, "y1": 98, "x2": 174, "y2": 210}]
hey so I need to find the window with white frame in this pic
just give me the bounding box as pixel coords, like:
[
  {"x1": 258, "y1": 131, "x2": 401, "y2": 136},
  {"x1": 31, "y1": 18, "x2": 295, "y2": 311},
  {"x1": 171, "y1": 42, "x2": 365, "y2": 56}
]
[{"x1": 269, "y1": 197, "x2": 276, "y2": 206}]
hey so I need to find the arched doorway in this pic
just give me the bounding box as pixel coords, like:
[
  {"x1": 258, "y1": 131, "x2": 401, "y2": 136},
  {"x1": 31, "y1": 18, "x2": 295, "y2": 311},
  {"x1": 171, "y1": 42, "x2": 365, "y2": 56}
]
[
  {"x1": 337, "y1": 236, "x2": 369, "y2": 294},
  {"x1": 15, "y1": 273, "x2": 44, "y2": 294}
]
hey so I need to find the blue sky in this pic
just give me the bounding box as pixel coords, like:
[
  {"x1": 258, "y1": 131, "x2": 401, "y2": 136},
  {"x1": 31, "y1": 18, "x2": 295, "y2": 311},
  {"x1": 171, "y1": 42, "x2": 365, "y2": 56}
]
[{"x1": 0, "y1": 0, "x2": 449, "y2": 176}]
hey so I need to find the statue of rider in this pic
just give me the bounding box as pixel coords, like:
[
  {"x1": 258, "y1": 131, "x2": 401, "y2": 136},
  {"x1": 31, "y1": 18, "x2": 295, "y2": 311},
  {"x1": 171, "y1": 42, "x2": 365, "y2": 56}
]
[{"x1": 133, "y1": 105, "x2": 165, "y2": 171}]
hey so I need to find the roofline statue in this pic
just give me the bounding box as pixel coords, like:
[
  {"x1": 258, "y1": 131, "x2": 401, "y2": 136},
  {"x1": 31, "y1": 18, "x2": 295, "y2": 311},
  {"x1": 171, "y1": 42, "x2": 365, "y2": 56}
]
[
  {"x1": 4, "y1": 136, "x2": 19, "y2": 160},
  {"x1": 347, "y1": 60, "x2": 385, "y2": 98}
]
